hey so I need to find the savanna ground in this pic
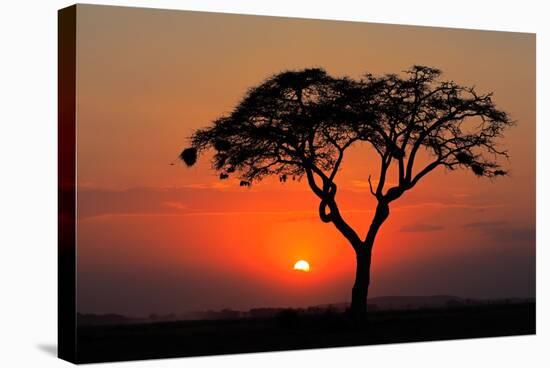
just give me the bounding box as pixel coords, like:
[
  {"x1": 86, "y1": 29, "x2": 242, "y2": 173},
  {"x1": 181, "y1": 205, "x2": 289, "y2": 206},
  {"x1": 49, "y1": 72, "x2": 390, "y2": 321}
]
[{"x1": 76, "y1": 302, "x2": 535, "y2": 363}]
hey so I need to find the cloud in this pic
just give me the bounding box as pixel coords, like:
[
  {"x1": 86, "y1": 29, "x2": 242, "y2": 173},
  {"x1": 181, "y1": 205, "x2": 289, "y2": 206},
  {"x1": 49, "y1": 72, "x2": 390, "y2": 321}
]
[
  {"x1": 76, "y1": 186, "x2": 323, "y2": 220},
  {"x1": 452, "y1": 193, "x2": 472, "y2": 198},
  {"x1": 462, "y1": 221, "x2": 508, "y2": 228},
  {"x1": 162, "y1": 201, "x2": 188, "y2": 210},
  {"x1": 400, "y1": 223, "x2": 444, "y2": 232},
  {"x1": 488, "y1": 227, "x2": 535, "y2": 243},
  {"x1": 394, "y1": 201, "x2": 506, "y2": 212},
  {"x1": 274, "y1": 213, "x2": 319, "y2": 223},
  {"x1": 349, "y1": 180, "x2": 372, "y2": 190},
  {"x1": 461, "y1": 220, "x2": 535, "y2": 244},
  {"x1": 348, "y1": 179, "x2": 396, "y2": 192},
  {"x1": 178, "y1": 182, "x2": 232, "y2": 190}
]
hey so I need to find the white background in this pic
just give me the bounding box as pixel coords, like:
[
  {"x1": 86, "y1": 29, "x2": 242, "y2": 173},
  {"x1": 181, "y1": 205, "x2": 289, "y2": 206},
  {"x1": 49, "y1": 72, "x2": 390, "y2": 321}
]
[{"x1": 0, "y1": 0, "x2": 547, "y2": 367}]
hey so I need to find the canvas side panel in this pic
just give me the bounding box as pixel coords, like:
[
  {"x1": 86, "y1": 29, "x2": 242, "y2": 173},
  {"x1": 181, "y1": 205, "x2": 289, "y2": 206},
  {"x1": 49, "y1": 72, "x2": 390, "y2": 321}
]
[{"x1": 58, "y1": 4, "x2": 77, "y2": 363}]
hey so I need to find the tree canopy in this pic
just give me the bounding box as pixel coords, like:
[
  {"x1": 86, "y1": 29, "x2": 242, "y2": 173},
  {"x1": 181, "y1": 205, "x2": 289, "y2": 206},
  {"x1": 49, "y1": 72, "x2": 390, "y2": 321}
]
[
  {"x1": 181, "y1": 68, "x2": 366, "y2": 186},
  {"x1": 182, "y1": 66, "x2": 511, "y2": 184},
  {"x1": 181, "y1": 65, "x2": 513, "y2": 245}
]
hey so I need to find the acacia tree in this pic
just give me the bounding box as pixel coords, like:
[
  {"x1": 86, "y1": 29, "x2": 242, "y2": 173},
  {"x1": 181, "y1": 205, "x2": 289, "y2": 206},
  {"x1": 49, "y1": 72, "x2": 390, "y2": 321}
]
[{"x1": 180, "y1": 66, "x2": 513, "y2": 319}]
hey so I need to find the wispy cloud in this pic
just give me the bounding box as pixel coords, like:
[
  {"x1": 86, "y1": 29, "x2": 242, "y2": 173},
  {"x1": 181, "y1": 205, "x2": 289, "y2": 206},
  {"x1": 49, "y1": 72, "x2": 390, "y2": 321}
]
[
  {"x1": 393, "y1": 202, "x2": 506, "y2": 212},
  {"x1": 162, "y1": 201, "x2": 188, "y2": 210},
  {"x1": 349, "y1": 180, "x2": 372, "y2": 190},
  {"x1": 452, "y1": 193, "x2": 472, "y2": 198},
  {"x1": 461, "y1": 220, "x2": 535, "y2": 244},
  {"x1": 400, "y1": 223, "x2": 444, "y2": 232},
  {"x1": 462, "y1": 221, "x2": 508, "y2": 228},
  {"x1": 347, "y1": 179, "x2": 397, "y2": 192},
  {"x1": 178, "y1": 182, "x2": 232, "y2": 190},
  {"x1": 488, "y1": 227, "x2": 535, "y2": 243}
]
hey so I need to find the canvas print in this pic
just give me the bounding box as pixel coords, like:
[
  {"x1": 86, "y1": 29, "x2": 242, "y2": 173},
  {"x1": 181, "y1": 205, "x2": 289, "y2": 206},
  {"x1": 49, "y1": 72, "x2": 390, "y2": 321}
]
[{"x1": 58, "y1": 4, "x2": 536, "y2": 364}]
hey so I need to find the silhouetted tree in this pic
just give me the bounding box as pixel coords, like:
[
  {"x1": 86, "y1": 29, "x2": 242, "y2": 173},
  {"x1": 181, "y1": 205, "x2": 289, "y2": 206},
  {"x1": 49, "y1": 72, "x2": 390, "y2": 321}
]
[{"x1": 180, "y1": 66, "x2": 513, "y2": 320}]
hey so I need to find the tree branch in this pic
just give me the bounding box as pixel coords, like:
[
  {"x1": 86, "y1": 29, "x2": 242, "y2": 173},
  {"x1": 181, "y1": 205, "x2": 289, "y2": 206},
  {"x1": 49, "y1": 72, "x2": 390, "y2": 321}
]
[
  {"x1": 409, "y1": 160, "x2": 441, "y2": 188},
  {"x1": 367, "y1": 175, "x2": 377, "y2": 198},
  {"x1": 304, "y1": 166, "x2": 362, "y2": 250}
]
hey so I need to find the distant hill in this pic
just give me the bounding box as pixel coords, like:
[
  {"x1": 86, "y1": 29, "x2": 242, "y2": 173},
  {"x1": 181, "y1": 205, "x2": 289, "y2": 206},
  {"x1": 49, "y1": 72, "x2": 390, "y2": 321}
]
[
  {"x1": 317, "y1": 295, "x2": 533, "y2": 311},
  {"x1": 369, "y1": 295, "x2": 470, "y2": 309},
  {"x1": 314, "y1": 295, "x2": 465, "y2": 311},
  {"x1": 77, "y1": 313, "x2": 143, "y2": 325},
  {"x1": 78, "y1": 296, "x2": 535, "y2": 325}
]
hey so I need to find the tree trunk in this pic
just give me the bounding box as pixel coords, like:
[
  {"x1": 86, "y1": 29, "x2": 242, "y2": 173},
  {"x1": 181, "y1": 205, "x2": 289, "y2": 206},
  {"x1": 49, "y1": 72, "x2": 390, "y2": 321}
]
[
  {"x1": 350, "y1": 247, "x2": 372, "y2": 320},
  {"x1": 349, "y1": 201, "x2": 388, "y2": 320}
]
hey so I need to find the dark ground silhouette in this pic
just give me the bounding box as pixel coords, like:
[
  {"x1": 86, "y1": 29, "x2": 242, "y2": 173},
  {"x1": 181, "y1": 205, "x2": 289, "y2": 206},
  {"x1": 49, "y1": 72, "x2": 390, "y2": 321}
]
[{"x1": 76, "y1": 302, "x2": 534, "y2": 363}]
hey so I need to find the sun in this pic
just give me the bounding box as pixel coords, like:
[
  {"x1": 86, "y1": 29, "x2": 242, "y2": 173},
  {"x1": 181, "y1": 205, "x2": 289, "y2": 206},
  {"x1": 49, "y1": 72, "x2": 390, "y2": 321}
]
[{"x1": 293, "y1": 260, "x2": 310, "y2": 272}]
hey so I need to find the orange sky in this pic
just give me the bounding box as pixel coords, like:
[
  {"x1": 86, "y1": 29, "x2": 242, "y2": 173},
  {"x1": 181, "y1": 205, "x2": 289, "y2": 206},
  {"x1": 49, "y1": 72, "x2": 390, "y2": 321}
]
[{"x1": 75, "y1": 5, "x2": 535, "y2": 316}]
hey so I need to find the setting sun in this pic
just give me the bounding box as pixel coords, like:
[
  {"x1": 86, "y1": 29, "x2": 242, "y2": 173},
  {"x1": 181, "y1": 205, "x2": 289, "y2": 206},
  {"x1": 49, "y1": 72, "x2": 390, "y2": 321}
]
[{"x1": 293, "y1": 260, "x2": 310, "y2": 272}]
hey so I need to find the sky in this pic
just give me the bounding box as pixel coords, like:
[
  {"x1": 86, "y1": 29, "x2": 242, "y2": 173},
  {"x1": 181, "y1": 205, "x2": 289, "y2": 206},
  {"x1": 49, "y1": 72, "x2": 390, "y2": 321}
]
[{"x1": 75, "y1": 5, "x2": 535, "y2": 316}]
